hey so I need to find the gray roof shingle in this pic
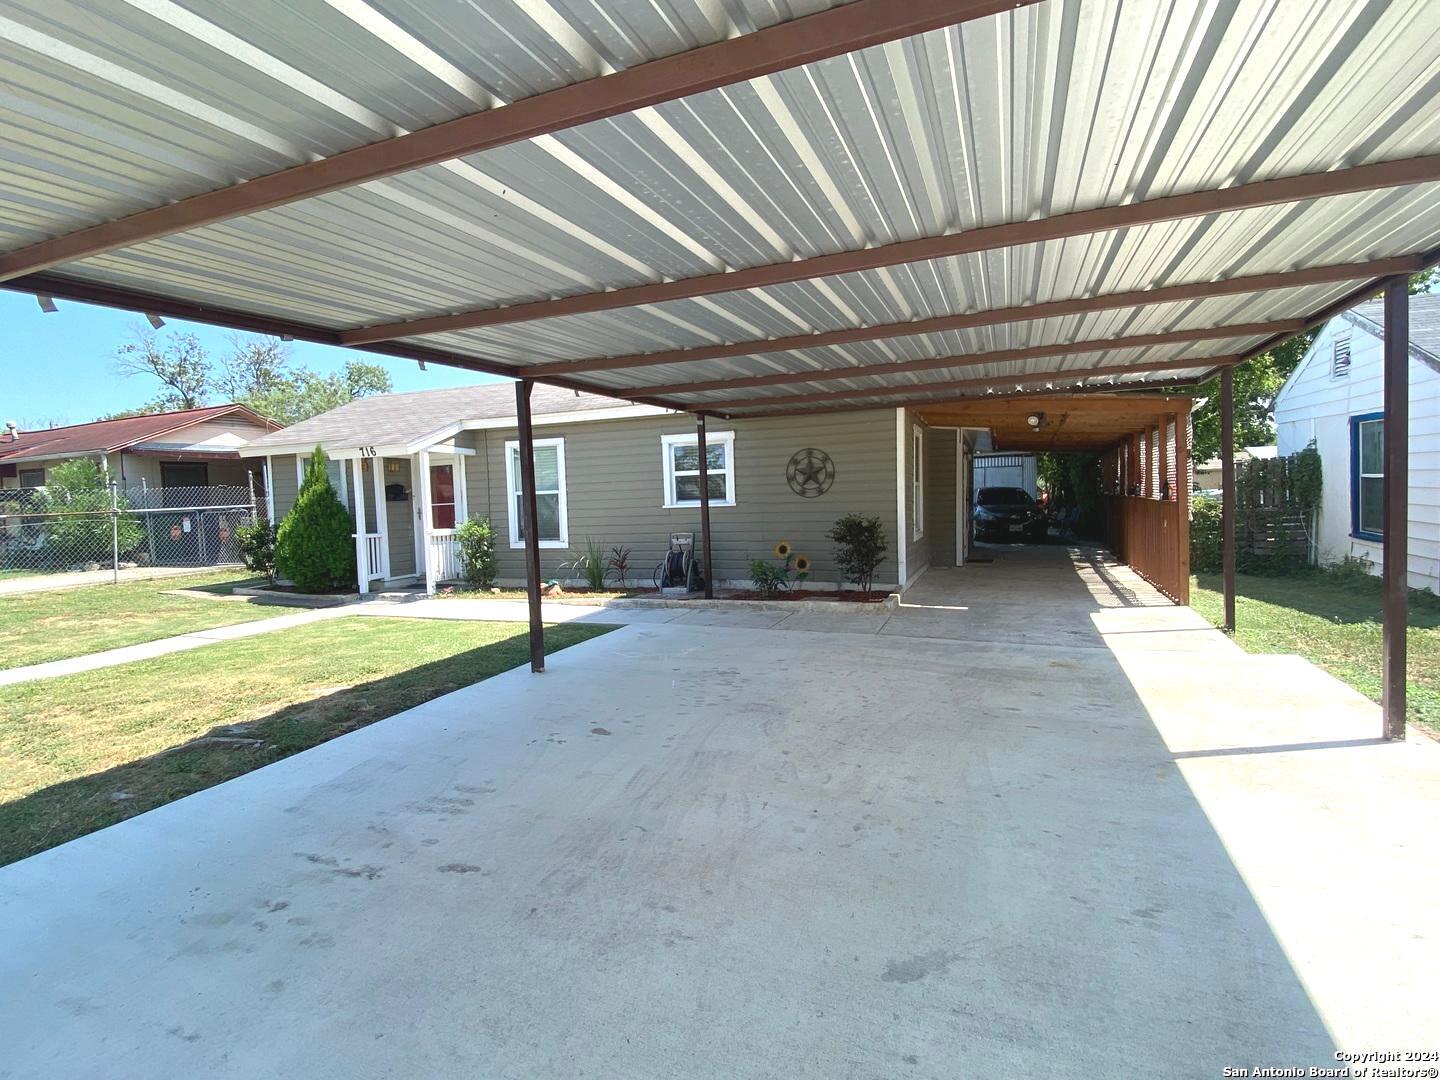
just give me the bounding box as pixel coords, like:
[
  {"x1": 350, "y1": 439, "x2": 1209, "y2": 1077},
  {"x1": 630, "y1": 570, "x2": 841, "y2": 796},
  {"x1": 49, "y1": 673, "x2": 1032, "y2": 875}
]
[
  {"x1": 1348, "y1": 291, "x2": 1440, "y2": 368},
  {"x1": 241, "y1": 382, "x2": 638, "y2": 452}
]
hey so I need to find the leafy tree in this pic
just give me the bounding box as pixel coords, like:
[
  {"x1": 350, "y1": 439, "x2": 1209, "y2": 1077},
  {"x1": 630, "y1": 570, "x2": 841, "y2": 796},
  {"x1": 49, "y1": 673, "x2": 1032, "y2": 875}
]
[
  {"x1": 115, "y1": 330, "x2": 211, "y2": 410},
  {"x1": 113, "y1": 325, "x2": 393, "y2": 424},
  {"x1": 274, "y1": 447, "x2": 356, "y2": 592},
  {"x1": 242, "y1": 361, "x2": 393, "y2": 425},
  {"x1": 216, "y1": 335, "x2": 292, "y2": 401},
  {"x1": 1185, "y1": 332, "x2": 1315, "y2": 464},
  {"x1": 36, "y1": 458, "x2": 142, "y2": 563},
  {"x1": 826, "y1": 513, "x2": 888, "y2": 593},
  {"x1": 1035, "y1": 453, "x2": 1105, "y2": 539}
]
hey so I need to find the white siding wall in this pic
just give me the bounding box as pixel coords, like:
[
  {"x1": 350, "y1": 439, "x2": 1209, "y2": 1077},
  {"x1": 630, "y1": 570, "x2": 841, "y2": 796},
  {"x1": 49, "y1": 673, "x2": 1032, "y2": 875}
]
[{"x1": 1275, "y1": 318, "x2": 1440, "y2": 592}]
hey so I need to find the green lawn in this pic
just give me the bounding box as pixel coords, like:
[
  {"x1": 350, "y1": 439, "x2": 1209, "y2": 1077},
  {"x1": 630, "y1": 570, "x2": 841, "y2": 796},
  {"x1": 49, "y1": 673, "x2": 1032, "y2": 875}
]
[
  {"x1": 0, "y1": 571, "x2": 309, "y2": 669},
  {"x1": 0, "y1": 617, "x2": 613, "y2": 865},
  {"x1": 1191, "y1": 571, "x2": 1440, "y2": 735}
]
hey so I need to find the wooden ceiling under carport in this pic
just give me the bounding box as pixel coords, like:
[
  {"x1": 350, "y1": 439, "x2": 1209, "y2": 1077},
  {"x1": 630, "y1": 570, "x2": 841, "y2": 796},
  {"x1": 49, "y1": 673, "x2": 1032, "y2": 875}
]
[{"x1": 914, "y1": 394, "x2": 1192, "y2": 453}]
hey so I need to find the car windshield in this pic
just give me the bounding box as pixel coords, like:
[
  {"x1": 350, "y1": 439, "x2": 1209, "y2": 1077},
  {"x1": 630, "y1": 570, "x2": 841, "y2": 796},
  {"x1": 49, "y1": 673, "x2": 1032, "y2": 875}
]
[{"x1": 977, "y1": 488, "x2": 1035, "y2": 507}]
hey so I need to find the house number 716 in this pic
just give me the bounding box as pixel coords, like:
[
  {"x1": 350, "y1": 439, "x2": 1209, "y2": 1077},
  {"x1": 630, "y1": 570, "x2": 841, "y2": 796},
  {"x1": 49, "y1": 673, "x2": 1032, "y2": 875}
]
[{"x1": 357, "y1": 446, "x2": 377, "y2": 458}]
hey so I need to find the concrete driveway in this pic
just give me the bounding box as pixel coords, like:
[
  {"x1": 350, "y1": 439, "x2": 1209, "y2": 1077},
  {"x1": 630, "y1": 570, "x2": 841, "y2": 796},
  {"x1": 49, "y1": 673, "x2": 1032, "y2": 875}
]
[{"x1": 2, "y1": 546, "x2": 1437, "y2": 1078}]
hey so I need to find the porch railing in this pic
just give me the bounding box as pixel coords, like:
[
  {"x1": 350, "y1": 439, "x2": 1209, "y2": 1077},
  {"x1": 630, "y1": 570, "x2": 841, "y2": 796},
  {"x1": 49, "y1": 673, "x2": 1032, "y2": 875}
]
[
  {"x1": 353, "y1": 531, "x2": 385, "y2": 584},
  {"x1": 428, "y1": 529, "x2": 460, "y2": 583}
]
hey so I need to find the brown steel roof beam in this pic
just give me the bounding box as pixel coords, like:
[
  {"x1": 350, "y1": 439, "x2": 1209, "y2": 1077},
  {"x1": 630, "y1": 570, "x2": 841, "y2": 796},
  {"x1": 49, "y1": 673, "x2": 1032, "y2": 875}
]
[
  {"x1": 1, "y1": 272, "x2": 684, "y2": 412},
  {"x1": 518, "y1": 256, "x2": 1422, "y2": 377},
  {"x1": 713, "y1": 379, "x2": 1205, "y2": 420},
  {"x1": 699, "y1": 356, "x2": 1241, "y2": 412},
  {"x1": 341, "y1": 155, "x2": 1440, "y2": 344},
  {"x1": 0, "y1": 0, "x2": 1037, "y2": 283},
  {"x1": 634, "y1": 321, "x2": 1297, "y2": 396}
]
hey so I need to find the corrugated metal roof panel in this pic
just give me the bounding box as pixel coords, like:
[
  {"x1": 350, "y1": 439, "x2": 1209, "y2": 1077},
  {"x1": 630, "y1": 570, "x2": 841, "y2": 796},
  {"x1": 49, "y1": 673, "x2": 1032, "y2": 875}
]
[{"x1": 3, "y1": 0, "x2": 1440, "y2": 407}]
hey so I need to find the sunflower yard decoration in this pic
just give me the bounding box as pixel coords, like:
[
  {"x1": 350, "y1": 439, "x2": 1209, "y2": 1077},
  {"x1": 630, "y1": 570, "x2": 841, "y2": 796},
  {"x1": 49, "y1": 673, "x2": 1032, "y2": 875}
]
[{"x1": 750, "y1": 540, "x2": 810, "y2": 595}]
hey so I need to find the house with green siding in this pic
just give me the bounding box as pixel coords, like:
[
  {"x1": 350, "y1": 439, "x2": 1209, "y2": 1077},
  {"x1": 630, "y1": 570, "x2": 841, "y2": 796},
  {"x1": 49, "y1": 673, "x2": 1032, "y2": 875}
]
[{"x1": 240, "y1": 382, "x2": 978, "y2": 594}]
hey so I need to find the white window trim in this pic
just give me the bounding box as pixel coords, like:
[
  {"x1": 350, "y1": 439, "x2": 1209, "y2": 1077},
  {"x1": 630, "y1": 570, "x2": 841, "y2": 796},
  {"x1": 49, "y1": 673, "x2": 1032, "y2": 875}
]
[
  {"x1": 505, "y1": 437, "x2": 569, "y2": 549},
  {"x1": 660, "y1": 430, "x2": 736, "y2": 508},
  {"x1": 911, "y1": 424, "x2": 925, "y2": 542},
  {"x1": 298, "y1": 453, "x2": 348, "y2": 509}
]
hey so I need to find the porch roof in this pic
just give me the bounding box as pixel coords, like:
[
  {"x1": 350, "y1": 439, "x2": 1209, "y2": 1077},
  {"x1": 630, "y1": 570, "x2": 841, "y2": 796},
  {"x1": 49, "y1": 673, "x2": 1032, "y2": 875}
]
[
  {"x1": 238, "y1": 382, "x2": 668, "y2": 458},
  {"x1": 2, "y1": 1, "x2": 1439, "y2": 415}
]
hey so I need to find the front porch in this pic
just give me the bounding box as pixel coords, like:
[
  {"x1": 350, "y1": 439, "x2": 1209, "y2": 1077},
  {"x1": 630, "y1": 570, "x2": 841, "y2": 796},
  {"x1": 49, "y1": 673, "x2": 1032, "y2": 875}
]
[{"x1": 270, "y1": 441, "x2": 474, "y2": 596}]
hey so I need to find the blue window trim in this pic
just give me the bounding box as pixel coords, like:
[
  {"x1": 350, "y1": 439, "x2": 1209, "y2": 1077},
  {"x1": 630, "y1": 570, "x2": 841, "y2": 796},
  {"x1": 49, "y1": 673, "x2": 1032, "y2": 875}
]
[{"x1": 1349, "y1": 411, "x2": 1384, "y2": 542}]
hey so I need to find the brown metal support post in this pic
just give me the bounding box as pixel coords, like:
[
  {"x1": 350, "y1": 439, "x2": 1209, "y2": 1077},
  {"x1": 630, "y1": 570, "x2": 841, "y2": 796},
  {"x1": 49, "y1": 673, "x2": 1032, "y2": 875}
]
[
  {"x1": 695, "y1": 414, "x2": 715, "y2": 599},
  {"x1": 1382, "y1": 280, "x2": 1409, "y2": 740},
  {"x1": 1220, "y1": 367, "x2": 1237, "y2": 633},
  {"x1": 515, "y1": 379, "x2": 545, "y2": 673}
]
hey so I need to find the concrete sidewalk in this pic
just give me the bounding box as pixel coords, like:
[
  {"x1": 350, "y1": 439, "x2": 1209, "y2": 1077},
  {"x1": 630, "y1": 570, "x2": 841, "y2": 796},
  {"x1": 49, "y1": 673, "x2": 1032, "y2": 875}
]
[{"x1": 0, "y1": 607, "x2": 347, "y2": 686}]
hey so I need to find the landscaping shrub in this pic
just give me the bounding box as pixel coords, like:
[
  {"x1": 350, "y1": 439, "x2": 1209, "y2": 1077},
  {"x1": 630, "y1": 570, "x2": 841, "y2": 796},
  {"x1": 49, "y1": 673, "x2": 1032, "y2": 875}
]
[
  {"x1": 1189, "y1": 494, "x2": 1221, "y2": 574},
  {"x1": 605, "y1": 544, "x2": 633, "y2": 588},
  {"x1": 749, "y1": 558, "x2": 790, "y2": 596},
  {"x1": 455, "y1": 516, "x2": 497, "y2": 588},
  {"x1": 235, "y1": 519, "x2": 276, "y2": 581},
  {"x1": 562, "y1": 537, "x2": 608, "y2": 590},
  {"x1": 37, "y1": 458, "x2": 142, "y2": 563},
  {"x1": 749, "y1": 541, "x2": 809, "y2": 595},
  {"x1": 274, "y1": 447, "x2": 355, "y2": 592},
  {"x1": 826, "y1": 513, "x2": 887, "y2": 593}
]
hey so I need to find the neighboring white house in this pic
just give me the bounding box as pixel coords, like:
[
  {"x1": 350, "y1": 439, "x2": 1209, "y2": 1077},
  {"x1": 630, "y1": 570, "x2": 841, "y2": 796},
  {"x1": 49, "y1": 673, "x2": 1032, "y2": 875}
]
[{"x1": 1273, "y1": 292, "x2": 1440, "y2": 592}]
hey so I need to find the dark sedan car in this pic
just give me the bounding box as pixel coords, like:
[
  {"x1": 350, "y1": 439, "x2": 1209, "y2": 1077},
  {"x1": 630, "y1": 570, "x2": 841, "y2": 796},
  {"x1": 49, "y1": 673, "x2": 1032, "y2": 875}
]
[{"x1": 973, "y1": 486, "x2": 1048, "y2": 543}]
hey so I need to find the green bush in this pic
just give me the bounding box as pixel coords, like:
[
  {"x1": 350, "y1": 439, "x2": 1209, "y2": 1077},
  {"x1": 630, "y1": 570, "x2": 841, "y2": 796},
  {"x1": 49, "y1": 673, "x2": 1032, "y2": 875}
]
[
  {"x1": 826, "y1": 513, "x2": 887, "y2": 593},
  {"x1": 455, "y1": 516, "x2": 497, "y2": 588},
  {"x1": 274, "y1": 447, "x2": 356, "y2": 592},
  {"x1": 749, "y1": 558, "x2": 789, "y2": 596},
  {"x1": 235, "y1": 519, "x2": 276, "y2": 580},
  {"x1": 37, "y1": 458, "x2": 142, "y2": 562},
  {"x1": 1190, "y1": 494, "x2": 1221, "y2": 574}
]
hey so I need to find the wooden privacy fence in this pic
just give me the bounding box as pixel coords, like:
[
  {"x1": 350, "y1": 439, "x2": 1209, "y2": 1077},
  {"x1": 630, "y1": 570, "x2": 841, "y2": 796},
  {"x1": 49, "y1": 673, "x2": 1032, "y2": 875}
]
[
  {"x1": 1100, "y1": 410, "x2": 1192, "y2": 604},
  {"x1": 1106, "y1": 496, "x2": 1190, "y2": 603}
]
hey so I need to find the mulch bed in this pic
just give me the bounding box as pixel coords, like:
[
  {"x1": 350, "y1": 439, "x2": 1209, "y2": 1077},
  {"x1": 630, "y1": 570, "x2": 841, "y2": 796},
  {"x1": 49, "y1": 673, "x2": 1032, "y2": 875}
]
[{"x1": 712, "y1": 590, "x2": 889, "y2": 603}]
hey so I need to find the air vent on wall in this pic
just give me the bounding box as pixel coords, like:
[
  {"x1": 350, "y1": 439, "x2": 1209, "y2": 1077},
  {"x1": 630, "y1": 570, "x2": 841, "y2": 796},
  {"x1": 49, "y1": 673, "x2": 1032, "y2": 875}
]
[{"x1": 1331, "y1": 332, "x2": 1352, "y2": 379}]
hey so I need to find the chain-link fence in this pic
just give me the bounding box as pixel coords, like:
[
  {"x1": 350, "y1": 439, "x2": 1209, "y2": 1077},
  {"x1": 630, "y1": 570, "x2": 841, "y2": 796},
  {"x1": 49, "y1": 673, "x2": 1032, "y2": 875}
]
[{"x1": 0, "y1": 483, "x2": 259, "y2": 584}]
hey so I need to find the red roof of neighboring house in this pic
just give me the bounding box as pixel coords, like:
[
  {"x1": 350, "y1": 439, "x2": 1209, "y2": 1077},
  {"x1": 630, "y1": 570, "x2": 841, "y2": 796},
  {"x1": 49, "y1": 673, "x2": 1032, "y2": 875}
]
[{"x1": 0, "y1": 404, "x2": 278, "y2": 463}]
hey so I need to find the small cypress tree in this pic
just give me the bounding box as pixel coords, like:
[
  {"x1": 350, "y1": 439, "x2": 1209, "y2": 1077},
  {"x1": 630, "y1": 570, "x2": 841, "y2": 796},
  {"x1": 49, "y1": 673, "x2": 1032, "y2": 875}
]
[{"x1": 274, "y1": 447, "x2": 356, "y2": 591}]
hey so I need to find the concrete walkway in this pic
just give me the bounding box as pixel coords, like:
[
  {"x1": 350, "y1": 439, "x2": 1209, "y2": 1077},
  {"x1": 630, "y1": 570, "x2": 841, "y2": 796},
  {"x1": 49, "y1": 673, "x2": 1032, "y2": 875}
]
[
  {"x1": 0, "y1": 607, "x2": 347, "y2": 686},
  {"x1": 3, "y1": 544, "x2": 1436, "y2": 1076},
  {"x1": 0, "y1": 563, "x2": 246, "y2": 596}
]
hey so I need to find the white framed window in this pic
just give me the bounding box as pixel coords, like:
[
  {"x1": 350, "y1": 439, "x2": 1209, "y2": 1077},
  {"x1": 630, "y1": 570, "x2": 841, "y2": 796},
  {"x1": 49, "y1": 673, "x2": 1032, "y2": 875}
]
[
  {"x1": 1331, "y1": 332, "x2": 1352, "y2": 379},
  {"x1": 911, "y1": 425, "x2": 924, "y2": 541},
  {"x1": 297, "y1": 453, "x2": 348, "y2": 508},
  {"x1": 661, "y1": 431, "x2": 735, "y2": 508},
  {"x1": 505, "y1": 437, "x2": 568, "y2": 548}
]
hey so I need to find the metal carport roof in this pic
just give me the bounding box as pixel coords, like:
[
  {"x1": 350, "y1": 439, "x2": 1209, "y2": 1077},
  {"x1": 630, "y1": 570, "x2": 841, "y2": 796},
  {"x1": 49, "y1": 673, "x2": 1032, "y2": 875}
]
[{"x1": 3, "y1": 0, "x2": 1440, "y2": 416}]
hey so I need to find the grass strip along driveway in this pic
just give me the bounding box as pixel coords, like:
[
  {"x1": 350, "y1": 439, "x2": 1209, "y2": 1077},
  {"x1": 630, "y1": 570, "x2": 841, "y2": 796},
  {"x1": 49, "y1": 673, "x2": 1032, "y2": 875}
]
[
  {"x1": 0, "y1": 617, "x2": 613, "y2": 866},
  {"x1": 0, "y1": 571, "x2": 312, "y2": 670},
  {"x1": 1191, "y1": 571, "x2": 1440, "y2": 735}
]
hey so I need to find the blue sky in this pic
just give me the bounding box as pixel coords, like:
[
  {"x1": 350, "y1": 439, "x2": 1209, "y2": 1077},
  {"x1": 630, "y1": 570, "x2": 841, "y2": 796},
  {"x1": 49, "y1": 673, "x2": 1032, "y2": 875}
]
[{"x1": 3, "y1": 290, "x2": 507, "y2": 429}]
